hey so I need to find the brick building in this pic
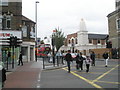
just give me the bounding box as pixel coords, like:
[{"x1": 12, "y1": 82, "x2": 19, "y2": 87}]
[
  {"x1": 0, "y1": 0, "x2": 36, "y2": 69},
  {"x1": 107, "y1": 0, "x2": 120, "y2": 58},
  {"x1": 60, "y1": 19, "x2": 108, "y2": 56}
]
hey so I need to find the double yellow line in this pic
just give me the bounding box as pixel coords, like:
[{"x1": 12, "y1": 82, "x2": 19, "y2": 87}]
[{"x1": 62, "y1": 64, "x2": 119, "y2": 89}]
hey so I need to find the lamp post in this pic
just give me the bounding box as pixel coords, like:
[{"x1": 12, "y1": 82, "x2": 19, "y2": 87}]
[{"x1": 35, "y1": 1, "x2": 39, "y2": 62}]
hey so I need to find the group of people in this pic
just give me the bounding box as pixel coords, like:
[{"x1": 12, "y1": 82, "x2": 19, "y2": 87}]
[{"x1": 65, "y1": 50, "x2": 109, "y2": 73}]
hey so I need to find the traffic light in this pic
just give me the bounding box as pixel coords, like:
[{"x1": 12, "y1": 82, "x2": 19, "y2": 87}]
[
  {"x1": 106, "y1": 41, "x2": 112, "y2": 48},
  {"x1": 14, "y1": 36, "x2": 21, "y2": 48},
  {"x1": 7, "y1": 36, "x2": 21, "y2": 48},
  {"x1": 7, "y1": 36, "x2": 15, "y2": 47}
]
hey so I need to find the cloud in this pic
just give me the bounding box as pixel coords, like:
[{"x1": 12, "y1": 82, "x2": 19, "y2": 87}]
[{"x1": 22, "y1": 0, "x2": 115, "y2": 39}]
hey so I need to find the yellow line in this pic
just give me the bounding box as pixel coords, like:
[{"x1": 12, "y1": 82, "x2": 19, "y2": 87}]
[
  {"x1": 94, "y1": 80, "x2": 120, "y2": 84},
  {"x1": 92, "y1": 65, "x2": 119, "y2": 83},
  {"x1": 62, "y1": 68, "x2": 105, "y2": 90}
]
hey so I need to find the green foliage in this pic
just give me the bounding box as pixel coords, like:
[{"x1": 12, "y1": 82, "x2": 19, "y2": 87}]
[
  {"x1": 52, "y1": 28, "x2": 65, "y2": 52},
  {"x1": 40, "y1": 40, "x2": 44, "y2": 44}
]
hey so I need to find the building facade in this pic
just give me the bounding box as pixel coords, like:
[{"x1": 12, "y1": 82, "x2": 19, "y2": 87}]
[
  {"x1": 107, "y1": 0, "x2": 120, "y2": 58},
  {"x1": 60, "y1": 19, "x2": 108, "y2": 56},
  {"x1": 0, "y1": 0, "x2": 36, "y2": 69}
]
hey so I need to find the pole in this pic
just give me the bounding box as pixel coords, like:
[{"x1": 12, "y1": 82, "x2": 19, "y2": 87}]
[
  {"x1": 35, "y1": 1, "x2": 39, "y2": 62},
  {"x1": 12, "y1": 46, "x2": 14, "y2": 68}
]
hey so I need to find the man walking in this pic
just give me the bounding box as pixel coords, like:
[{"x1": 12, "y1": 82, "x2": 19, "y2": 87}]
[
  {"x1": 18, "y1": 52, "x2": 23, "y2": 66},
  {"x1": 65, "y1": 50, "x2": 72, "y2": 73},
  {"x1": 90, "y1": 51, "x2": 96, "y2": 66},
  {"x1": 103, "y1": 51, "x2": 109, "y2": 67}
]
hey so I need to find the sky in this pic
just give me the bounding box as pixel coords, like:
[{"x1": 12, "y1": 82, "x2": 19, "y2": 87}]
[{"x1": 22, "y1": 0, "x2": 115, "y2": 39}]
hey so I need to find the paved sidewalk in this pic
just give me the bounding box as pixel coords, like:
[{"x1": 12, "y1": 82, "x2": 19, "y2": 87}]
[
  {"x1": 1, "y1": 59, "x2": 66, "y2": 89},
  {"x1": 2, "y1": 61, "x2": 42, "y2": 89}
]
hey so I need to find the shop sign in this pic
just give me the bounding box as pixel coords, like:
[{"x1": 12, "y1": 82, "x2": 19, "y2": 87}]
[{"x1": 0, "y1": 30, "x2": 22, "y2": 39}]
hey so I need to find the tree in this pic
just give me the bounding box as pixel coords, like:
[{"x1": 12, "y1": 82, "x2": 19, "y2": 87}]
[
  {"x1": 40, "y1": 40, "x2": 44, "y2": 44},
  {"x1": 52, "y1": 28, "x2": 65, "y2": 52}
]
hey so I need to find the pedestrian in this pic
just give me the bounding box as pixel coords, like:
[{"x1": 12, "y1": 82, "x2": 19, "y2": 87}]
[
  {"x1": 103, "y1": 51, "x2": 109, "y2": 67},
  {"x1": 18, "y1": 52, "x2": 23, "y2": 66},
  {"x1": 65, "y1": 50, "x2": 72, "y2": 73},
  {"x1": 90, "y1": 51, "x2": 96, "y2": 66},
  {"x1": 0, "y1": 62, "x2": 6, "y2": 88},
  {"x1": 76, "y1": 53, "x2": 80, "y2": 70},
  {"x1": 76, "y1": 52, "x2": 85, "y2": 70},
  {"x1": 79, "y1": 52, "x2": 85, "y2": 70},
  {"x1": 7, "y1": 51, "x2": 11, "y2": 64},
  {"x1": 85, "y1": 55, "x2": 92, "y2": 72}
]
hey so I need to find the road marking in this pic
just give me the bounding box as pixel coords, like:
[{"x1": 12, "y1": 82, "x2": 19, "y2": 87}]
[
  {"x1": 92, "y1": 64, "x2": 119, "y2": 83},
  {"x1": 94, "y1": 80, "x2": 120, "y2": 84},
  {"x1": 36, "y1": 72, "x2": 41, "y2": 88},
  {"x1": 62, "y1": 68, "x2": 105, "y2": 90}
]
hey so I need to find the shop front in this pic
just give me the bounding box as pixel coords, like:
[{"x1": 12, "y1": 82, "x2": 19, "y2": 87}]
[{"x1": 0, "y1": 30, "x2": 22, "y2": 70}]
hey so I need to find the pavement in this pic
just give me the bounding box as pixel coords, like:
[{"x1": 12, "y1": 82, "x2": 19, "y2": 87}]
[{"x1": 1, "y1": 58, "x2": 66, "y2": 89}]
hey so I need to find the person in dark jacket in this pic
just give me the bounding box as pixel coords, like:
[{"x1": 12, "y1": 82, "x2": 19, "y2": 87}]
[
  {"x1": 90, "y1": 51, "x2": 96, "y2": 66},
  {"x1": 18, "y1": 52, "x2": 23, "y2": 66},
  {"x1": 0, "y1": 67, "x2": 6, "y2": 88},
  {"x1": 65, "y1": 50, "x2": 72, "y2": 73},
  {"x1": 103, "y1": 51, "x2": 109, "y2": 67},
  {"x1": 76, "y1": 53, "x2": 80, "y2": 70},
  {"x1": 79, "y1": 52, "x2": 85, "y2": 70},
  {"x1": 76, "y1": 52, "x2": 84, "y2": 70}
]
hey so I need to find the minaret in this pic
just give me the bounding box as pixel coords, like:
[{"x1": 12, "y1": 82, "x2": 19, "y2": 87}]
[{"x1": 77, "y1": 18, "x2": 88, "y2": 45}]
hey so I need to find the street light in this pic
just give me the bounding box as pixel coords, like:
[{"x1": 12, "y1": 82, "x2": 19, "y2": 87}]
[{"x1": 35, "y1": 1, "x2": 39, "y2": 62}]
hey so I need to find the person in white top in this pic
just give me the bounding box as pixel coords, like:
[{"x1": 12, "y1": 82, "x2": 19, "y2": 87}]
[{"x1": 85, "y1": 55, "x2": 92, "y2": 72}]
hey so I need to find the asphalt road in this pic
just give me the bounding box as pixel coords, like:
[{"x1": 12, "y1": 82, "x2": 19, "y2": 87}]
[{"x1": 40, "y1": 59, "x2": 119, "y2": 89}]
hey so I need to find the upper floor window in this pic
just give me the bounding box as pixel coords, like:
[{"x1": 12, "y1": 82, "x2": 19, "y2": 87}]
[
  {"x1": 0, "y1": 15, "x2": 2, "y2": 29},
  {"x1": 2, "y1": 15, "x2": 12, "y2": 29},
  {"x1": 68, "y1": 40, "x2": 71, "y2": 44},
  {"x1": 0, "y1": 0, "x2": 8, "y2": 6},
  {"x1": 22, "y1": 25, "x2": 27, "y2": 37},
  {"x1": 117, "y1": 18, "x2": 120, "y2": 31},
  {"x1": 30, "y1": 26, "x2": 35, "y2": 38},
  {"x1": 75, "y1": 38, "x2": 77, "y2": 44}
]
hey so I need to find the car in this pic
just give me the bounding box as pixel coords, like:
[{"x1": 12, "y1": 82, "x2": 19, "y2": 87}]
[{"x1": 70, "y1": 53, "x2": 77, "y2": 61}]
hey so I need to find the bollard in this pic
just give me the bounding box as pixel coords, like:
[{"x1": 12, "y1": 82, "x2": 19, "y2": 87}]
[{"x1": 43, "y1": 57, "x2": 45, "y2": 69}]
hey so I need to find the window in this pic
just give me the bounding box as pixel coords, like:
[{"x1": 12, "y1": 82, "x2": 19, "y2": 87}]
[
  {"x1": 2, "y1": 15, "x2": 11, "y2": 29},
  {"x1": 89, "y1": 39, "x2": 92, "y2": 44},
  {"x1": 98, "y1": 40, "x2": 101, "y2": 44},
  {"x1": 75, "y1": 38, "x2": 77, "y2": 44},
  {"x1": 68, "y1": 40, "x2": 70, "y2": 44},
  {"x1": 0, "y1": 0, "x2": 8, "y2": 6},
  {"x1": 117, "y1": 19, "x2": 120, "y2": 31},
  {"x1": 0, "y1": 15, "x2": 2, "y2": 29},
  {"x1": 22, "y1": 25, "x2": 27, "y2": 37}
]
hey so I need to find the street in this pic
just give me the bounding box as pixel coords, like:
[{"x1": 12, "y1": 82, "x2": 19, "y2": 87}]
[
  {"x1": 40, "y1": 59, "x2": 119, "y2": 89},
  {"x1": 2, "y1": 58, "x2": 120, "y2": 90}
]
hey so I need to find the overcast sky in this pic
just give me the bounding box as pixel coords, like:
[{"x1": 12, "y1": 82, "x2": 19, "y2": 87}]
[{"x1": 22, "y1": 0, "x2": 115, "y2": 39}]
